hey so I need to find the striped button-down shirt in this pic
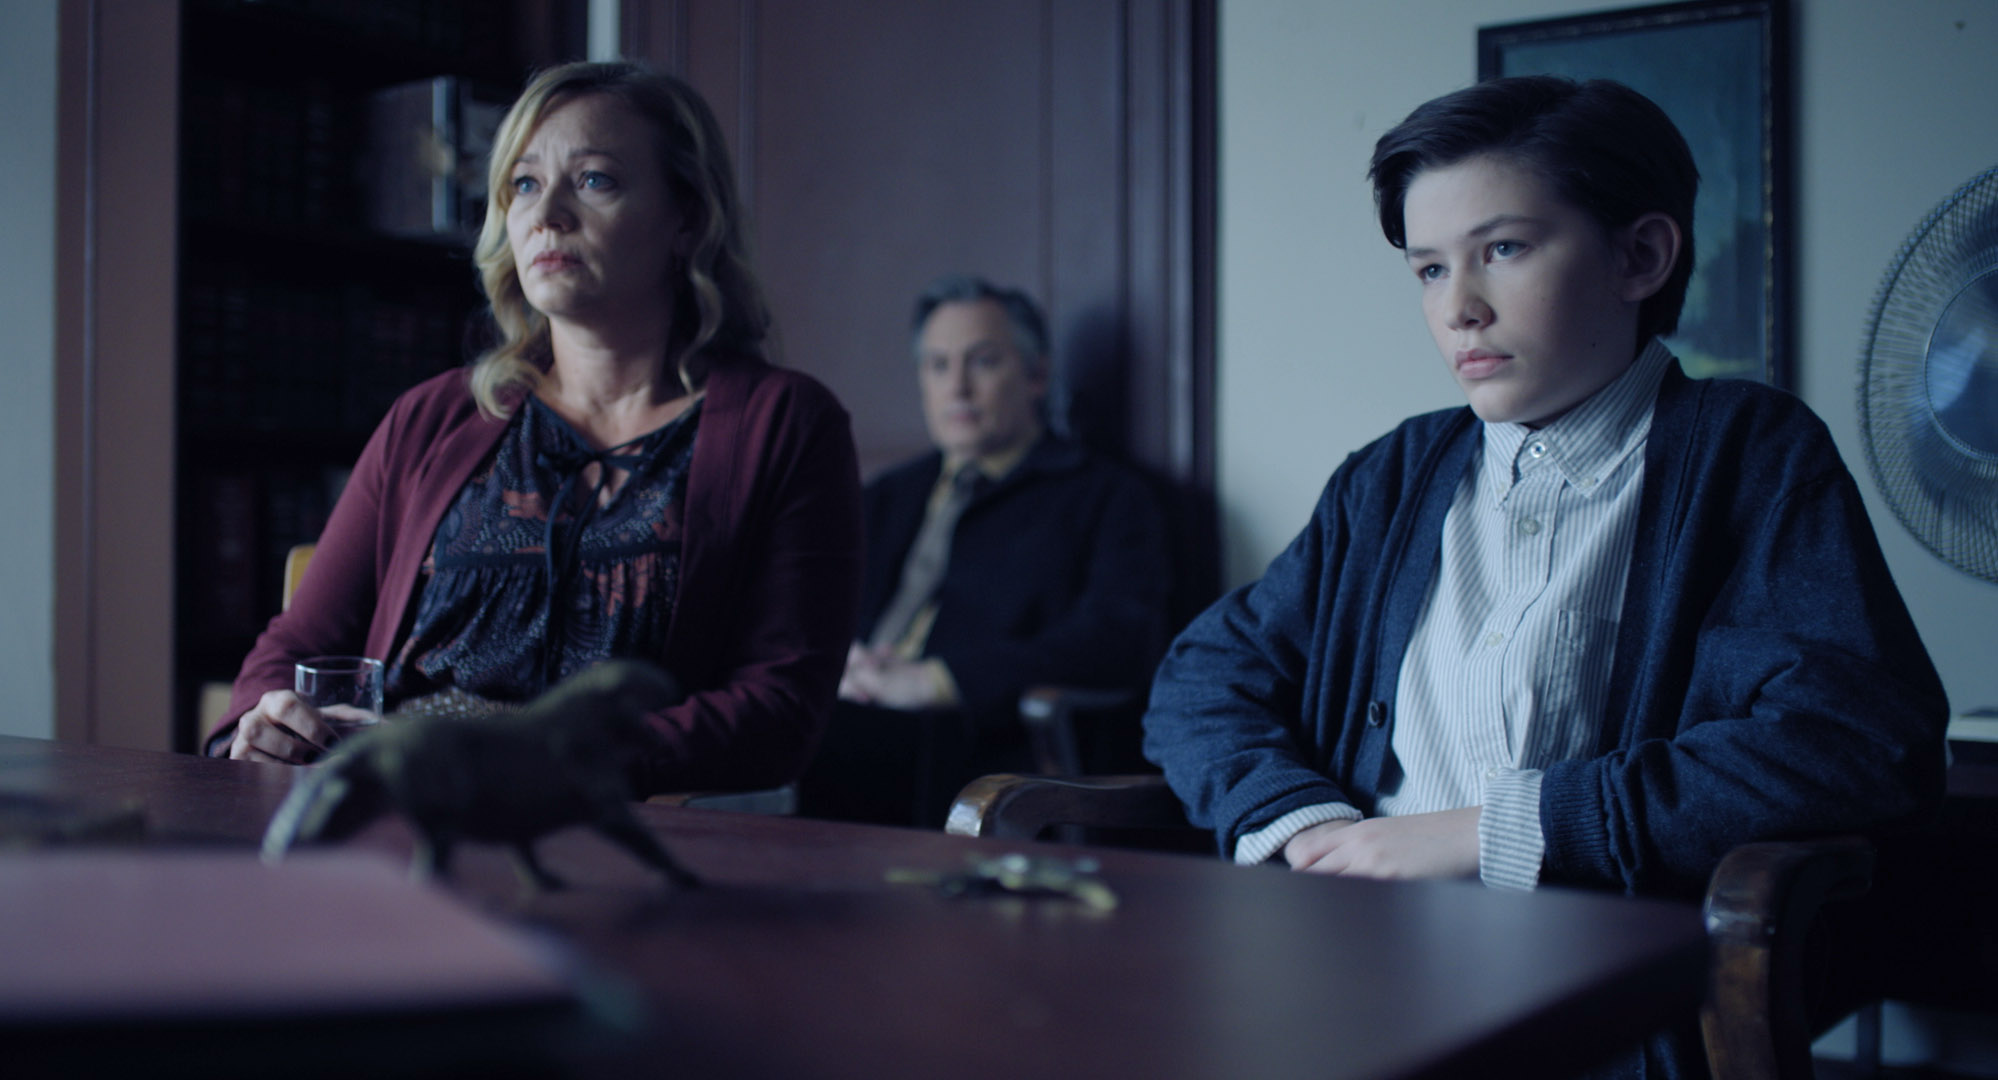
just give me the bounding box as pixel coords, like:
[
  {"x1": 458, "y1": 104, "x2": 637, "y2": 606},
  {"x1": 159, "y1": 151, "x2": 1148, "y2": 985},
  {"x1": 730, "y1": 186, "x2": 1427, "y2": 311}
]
[{"x1": 1235, "y1": 340, "x2": 1670, "y2": 887}]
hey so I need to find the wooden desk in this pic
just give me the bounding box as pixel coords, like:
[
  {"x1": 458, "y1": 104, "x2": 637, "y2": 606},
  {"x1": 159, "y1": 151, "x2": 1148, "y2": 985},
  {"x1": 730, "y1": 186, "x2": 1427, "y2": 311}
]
[{"x1": 0, "y1": 736, "x2": 1706, "y2": 1079}]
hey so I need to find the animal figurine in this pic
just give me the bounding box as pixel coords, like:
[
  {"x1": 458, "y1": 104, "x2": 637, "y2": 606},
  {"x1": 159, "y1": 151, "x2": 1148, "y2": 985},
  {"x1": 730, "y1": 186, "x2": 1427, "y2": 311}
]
[{"x1": 261, "y1": 659, "x2": 699, "y2": 890}]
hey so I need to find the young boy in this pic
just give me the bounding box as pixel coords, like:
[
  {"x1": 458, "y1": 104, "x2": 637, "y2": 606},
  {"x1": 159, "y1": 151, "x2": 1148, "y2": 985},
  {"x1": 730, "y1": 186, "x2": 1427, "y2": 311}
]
[
  {"x1": 1143, "y1": 76, "x2": 1949, "y2": 1077},
  {"x1": 1142, "y1": 76, "x2": 1948, "y2": 898}
]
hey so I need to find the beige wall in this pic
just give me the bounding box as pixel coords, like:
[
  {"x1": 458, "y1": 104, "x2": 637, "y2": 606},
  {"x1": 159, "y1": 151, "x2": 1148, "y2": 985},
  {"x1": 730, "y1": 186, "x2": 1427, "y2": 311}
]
[{"x1": 1217, "y1": 0, "x2": 1998, "y2": 714}]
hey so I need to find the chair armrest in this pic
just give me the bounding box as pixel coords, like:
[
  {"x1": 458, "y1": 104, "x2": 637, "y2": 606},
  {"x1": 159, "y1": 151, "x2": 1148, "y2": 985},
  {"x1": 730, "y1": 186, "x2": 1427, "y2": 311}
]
[
  {"x1": 1019, "y1": 686, "x2": 1141, "y2": 775},
  {"x1": 281, "y1": 543, "x2": 316, "y2": 612},
  {"x1": 945, "y1": 773, "x2": 1183, "y2": 841},
  {"x1": 1700, "y1": 835, "x2": 1875, "y2": 1080}
]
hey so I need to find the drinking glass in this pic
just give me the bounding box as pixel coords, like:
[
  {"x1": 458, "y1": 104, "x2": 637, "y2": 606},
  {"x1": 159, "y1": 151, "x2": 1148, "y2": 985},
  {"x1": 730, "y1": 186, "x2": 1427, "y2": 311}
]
[{"x1": 294, "y1": 656, "x2": 385, "y2": 746}]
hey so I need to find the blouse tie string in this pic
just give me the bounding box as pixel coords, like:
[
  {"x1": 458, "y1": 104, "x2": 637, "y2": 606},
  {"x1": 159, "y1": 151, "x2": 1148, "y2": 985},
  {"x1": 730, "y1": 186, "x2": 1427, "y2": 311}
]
[{"x1": 533, "y1": 442, "x2": 652, "y2": 690}]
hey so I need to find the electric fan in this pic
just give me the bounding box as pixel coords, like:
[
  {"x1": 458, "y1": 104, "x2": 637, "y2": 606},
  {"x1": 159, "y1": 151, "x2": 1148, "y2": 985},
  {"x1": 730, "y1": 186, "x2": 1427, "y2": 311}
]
[{"x1": 1858, "y1": 164, "x2": 1998, "y2": 584}]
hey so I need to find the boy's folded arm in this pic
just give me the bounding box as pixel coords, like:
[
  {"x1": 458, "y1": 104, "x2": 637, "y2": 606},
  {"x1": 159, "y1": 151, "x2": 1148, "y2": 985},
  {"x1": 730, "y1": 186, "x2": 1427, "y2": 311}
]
[
  {"x1": 1144, "y1": 476, "x2": 1369, "y2": 858},
  {"x1": 1235, "y1": 801, "x2": 1366, "y2": 865},
  {"x1": 1539, "y1": 649, "x2": 1946, "y2": 897},
  {"x1": 1145, "y1": 614, "x2": 1362, "y2": 857},
  {"x1": 1537, "y1": 473, "x2": 1950, "y2": 896}
]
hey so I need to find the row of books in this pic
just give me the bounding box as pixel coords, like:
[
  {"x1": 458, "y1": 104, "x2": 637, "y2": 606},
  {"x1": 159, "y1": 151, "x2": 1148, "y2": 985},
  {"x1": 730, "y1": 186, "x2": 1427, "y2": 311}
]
[
  {"x1": 189, "y1": 464, "x2": 352, "y2": 641},
  {"x1": 183, "y1": 78, "x2": 349, "y2": 230},
  {"x1": 183, "y1": 73, "x2": 509, "y2": 237},
  {"x1": 198, "y1": 0, "x2": 511, "y2": 61},
  {"x1": 364, "y1": 76, "x2": 513, "y2": 238},
  {"x1": 181, "y1": 271, "x2": 464, "y2": 437}
]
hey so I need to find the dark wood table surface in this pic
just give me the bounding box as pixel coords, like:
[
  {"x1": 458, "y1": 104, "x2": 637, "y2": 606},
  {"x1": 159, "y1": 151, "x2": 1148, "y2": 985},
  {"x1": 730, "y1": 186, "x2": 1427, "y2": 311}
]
[{"x1": 0, "y1": 735, "x2": 1707, "y2": 1079}]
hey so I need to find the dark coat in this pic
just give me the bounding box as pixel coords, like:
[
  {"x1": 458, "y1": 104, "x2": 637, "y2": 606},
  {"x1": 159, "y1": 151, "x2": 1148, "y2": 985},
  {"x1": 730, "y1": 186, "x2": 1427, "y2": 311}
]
[{"x1": 858, "y1": 436, "x2": 1173, "y2": 735}]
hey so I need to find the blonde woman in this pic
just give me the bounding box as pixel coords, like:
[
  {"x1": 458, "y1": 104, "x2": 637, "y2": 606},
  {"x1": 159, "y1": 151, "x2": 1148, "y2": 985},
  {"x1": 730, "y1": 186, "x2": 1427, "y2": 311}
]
[{"x1": 212, "y1": 62, "x2": 862, "y2": 797}]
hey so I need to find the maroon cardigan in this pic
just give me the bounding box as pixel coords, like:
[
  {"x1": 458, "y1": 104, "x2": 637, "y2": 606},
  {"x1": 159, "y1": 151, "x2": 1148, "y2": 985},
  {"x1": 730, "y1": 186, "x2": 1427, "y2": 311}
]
[{"x1": 214, "y1": 359, "x2": 863, "y2": 795}]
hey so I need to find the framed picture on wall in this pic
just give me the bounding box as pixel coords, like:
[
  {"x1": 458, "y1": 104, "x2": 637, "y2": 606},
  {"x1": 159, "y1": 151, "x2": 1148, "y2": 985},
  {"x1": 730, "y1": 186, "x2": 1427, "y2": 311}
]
[{"x1": 1479, "y1": 0, "x2": 1791, "y2": 386}]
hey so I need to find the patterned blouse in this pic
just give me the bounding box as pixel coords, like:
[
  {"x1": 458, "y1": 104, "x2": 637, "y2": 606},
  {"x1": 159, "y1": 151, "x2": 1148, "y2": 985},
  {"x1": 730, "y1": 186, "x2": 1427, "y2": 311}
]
[{"x1": 385, "y1": 394, "x2": 703, "y2": 715}]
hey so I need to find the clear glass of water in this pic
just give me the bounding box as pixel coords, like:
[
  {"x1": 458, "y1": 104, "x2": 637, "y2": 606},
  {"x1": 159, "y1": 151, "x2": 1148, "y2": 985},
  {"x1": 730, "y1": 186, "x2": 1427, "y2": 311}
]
[{"x1": 294, "y1": 656, "x2": 385, "y2": 746}]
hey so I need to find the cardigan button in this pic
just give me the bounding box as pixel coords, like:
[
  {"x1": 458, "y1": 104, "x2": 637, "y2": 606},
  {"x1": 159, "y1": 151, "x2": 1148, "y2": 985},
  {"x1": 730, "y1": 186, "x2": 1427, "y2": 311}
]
[{"x1": 1365, "y1": 702, "x2": 1385, "y2": 727}]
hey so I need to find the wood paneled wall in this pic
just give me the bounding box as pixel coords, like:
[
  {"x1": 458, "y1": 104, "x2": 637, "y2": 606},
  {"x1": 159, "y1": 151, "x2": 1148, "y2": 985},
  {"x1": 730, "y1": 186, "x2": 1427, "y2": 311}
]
[
  {"x1": 624, "y1": 0, "x2": 1217, "y2": 610},
  {"x1": 55, "y1": 0, "x2": 180, "y2": 750},
  {"x1": 48, "y1": 1, "x2": 1214, "y2": 748}
]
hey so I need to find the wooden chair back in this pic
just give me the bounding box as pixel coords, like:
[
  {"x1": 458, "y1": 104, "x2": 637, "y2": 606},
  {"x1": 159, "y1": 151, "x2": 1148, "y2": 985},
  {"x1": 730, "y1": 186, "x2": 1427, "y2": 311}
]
[{"x1": 282, "y1": 543, "x2": 315, "y2": 611}]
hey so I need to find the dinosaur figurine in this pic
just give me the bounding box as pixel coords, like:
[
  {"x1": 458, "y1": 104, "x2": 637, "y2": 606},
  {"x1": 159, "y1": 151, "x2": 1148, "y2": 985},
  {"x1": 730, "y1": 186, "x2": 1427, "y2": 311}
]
[{"x1": 260, "y1": 659, "x2": 699, "y2": 890}]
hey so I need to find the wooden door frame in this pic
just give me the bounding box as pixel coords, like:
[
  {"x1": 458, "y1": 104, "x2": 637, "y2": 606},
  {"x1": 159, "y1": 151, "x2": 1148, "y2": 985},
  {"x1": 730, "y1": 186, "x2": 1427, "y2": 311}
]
[{"x1": 55, "y1": 0, "x2": 181, "y2": 749}]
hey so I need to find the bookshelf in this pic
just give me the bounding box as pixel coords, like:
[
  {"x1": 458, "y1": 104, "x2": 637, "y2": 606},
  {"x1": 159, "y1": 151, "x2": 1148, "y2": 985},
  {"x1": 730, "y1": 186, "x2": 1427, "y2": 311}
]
[{"x1": 174, "y1": 0, "x2": 584, "y2": 749}]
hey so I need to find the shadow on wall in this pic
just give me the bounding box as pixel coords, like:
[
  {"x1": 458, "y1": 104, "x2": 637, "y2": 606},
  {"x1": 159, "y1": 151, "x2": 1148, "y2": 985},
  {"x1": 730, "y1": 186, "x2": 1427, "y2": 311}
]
[
  {"x1": 1062, "y1": 304, "x2": 1128, "y2": 456},
  {"x1": 1061, "y1": 303, "x2": 1221, "y2": 636}
]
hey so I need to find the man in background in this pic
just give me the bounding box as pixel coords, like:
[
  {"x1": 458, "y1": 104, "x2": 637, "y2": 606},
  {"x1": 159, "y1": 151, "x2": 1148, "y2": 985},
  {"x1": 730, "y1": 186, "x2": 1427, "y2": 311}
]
[{"x1": 799, "y1": 275, "x2": 1172, "y2": 826}]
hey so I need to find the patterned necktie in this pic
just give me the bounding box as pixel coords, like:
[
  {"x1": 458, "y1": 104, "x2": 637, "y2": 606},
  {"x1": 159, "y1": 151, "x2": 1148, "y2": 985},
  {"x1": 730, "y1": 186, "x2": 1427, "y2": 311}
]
[{"x1": 868, "y1": 465, "x2": 982, "y2": 651}]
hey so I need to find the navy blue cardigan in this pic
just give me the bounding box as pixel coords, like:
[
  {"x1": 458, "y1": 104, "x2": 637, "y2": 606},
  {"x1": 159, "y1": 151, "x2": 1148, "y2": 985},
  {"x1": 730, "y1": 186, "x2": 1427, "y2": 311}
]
[{"x1": 1143, "y1": 362, "x2": 1949, "y2": 898}]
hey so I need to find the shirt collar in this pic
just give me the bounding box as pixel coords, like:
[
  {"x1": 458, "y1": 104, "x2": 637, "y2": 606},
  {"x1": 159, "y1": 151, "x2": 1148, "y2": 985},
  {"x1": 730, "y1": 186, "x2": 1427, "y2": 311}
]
[
  {"x1": 1479, "y1": 339, "x2": 1672, "y2": 502},
  {"x1": 942, "y1": 428, "x2": 1044, "y2": 485}
]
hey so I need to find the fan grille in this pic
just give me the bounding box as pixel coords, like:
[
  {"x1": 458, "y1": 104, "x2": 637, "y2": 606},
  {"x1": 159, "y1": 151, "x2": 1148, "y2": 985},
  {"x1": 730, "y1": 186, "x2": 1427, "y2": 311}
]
[{"x1": 1858, "y1": 165, "x2": 1998, "y2": 583}]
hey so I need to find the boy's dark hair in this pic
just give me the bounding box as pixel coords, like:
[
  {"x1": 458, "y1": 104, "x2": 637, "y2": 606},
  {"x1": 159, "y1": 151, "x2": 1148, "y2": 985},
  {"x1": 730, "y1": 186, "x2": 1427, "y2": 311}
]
[{"x1": 1368, "y1": 75, "x2": 1699, "y2": 343}]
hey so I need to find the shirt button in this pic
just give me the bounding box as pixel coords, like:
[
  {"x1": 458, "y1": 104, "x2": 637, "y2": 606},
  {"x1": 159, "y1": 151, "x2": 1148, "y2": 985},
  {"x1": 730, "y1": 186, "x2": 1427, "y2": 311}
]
[
  {"x1": 1484, "y1": 631, "x2": 1505, "y2": 648},
  {"x1": 1517, "y1": 517, "x2": 1541, "y2": 535},
  {"x1": 1526, "y1": 440, "x2": 1549, "y2": 459},
  {"x1": 1485, "y1": 766, "x2": 1500, "y2": 779}
]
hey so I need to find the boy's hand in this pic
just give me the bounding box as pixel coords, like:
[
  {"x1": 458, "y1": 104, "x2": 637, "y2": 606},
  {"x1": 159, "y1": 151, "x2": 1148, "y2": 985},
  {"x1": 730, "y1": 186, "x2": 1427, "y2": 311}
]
[{"x1": 1283, "y1": 806, "x2": 1481, "y2": 880}]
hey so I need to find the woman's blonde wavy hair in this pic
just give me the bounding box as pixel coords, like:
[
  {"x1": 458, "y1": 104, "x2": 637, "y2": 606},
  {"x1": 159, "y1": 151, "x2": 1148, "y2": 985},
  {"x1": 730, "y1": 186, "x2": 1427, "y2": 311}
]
[{"x1": 469, "y1": 61, "x2": 770, "y2": 418}]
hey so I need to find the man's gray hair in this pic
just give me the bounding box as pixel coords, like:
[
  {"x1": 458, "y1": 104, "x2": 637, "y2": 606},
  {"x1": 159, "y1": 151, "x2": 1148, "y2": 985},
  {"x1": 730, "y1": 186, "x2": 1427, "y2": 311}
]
[{"x1": 911, "y1": 275, "x2": 1050, "y2": 365}]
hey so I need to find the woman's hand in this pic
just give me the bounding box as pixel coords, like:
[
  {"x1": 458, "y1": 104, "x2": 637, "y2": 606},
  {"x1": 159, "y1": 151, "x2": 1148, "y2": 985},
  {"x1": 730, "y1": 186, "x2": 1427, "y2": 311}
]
[
  {"x1": 227, "y1": 689, "x2": 336, "y2": 764},
  {"x1": 1283, "y1": 807, "x2": 1482, "y2": 881}
]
